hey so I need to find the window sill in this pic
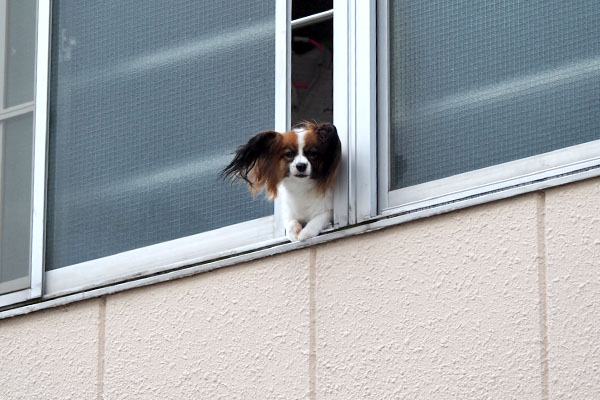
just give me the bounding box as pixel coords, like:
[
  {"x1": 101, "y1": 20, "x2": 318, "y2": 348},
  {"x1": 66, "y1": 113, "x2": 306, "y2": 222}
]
[{"x1": 2, "y1": 163, "x2": 600, "y2": 320}]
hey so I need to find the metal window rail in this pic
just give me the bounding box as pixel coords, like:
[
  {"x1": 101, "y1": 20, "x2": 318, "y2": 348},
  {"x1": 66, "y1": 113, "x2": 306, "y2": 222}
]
[{"x1": 291, "y1": 9, "x2": 333, "y2": 29}]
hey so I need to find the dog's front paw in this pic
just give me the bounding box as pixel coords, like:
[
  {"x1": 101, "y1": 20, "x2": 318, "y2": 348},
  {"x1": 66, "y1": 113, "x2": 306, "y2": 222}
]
[
  {"x1": 298, "y1": 226, "x2": 320, "y2": 241},
  {"x1": 286, "y1": 220, "x2": 303, "y2": 242}
]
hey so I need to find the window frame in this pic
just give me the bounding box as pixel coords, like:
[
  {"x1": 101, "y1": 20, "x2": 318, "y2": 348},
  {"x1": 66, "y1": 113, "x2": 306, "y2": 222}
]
[
  {"x1": 288, "y1": 2, "x2": 349, "y2": 229},
  {"x1": 376, "y1": 0, "x2": 600, "y2": 217},
  {"x1": 332, "y1": 0, "x2": 349, "y2": 227},
  {"x1": 0, "y1": 0, "x2": 46, "y2": 307},
  {"x1": 332, "y1": 0, "x2": 377, "y2": 226}
]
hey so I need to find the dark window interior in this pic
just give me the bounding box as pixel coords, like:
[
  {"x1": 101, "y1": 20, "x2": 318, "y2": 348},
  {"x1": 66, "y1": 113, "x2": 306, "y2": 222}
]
[{"x1": 291, "y1": 1, "x2": 333, "y2": 125}]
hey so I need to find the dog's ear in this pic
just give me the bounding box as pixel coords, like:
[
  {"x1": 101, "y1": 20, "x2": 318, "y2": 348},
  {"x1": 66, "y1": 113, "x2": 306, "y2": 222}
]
[
  {"x1": 315, "y1": 123, "x2": 342, "y2": 192},
  {"x1": 221, "y1": 130, "x2": 283, "y2": 198}
]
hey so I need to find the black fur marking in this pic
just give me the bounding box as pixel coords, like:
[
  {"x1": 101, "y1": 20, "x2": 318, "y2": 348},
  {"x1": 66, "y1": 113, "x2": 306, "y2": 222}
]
[
  {"x1": 220, "y1": 131, "x2": 279, "y2": 187},
  {"x1": 311, "y1": 123, "x2": 341, "y2": 185}
]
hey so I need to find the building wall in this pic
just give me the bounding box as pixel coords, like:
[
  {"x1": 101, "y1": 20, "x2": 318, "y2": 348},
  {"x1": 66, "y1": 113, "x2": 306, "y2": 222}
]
[{"x1": 1, "y1": 177, "x2": 599, "y2": 399}]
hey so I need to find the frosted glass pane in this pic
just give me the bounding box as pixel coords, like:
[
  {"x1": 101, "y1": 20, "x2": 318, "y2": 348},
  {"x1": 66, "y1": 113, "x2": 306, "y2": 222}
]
[
  {"x1": 5, "y1": 0, "x2": 36, "y2": 107},
  {"x1": 0, "y1": 113, "x2": 33, "y2": 292},
  {"x1": 47, "y1": 1, "x2": 275, "y2": 269},
  {"x1": 389, "y1": 1, "x2": 600, "y2": 190}
]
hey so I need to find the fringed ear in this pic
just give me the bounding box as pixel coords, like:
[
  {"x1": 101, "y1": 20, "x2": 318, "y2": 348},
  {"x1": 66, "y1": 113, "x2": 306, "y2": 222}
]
[
  {"x1": 315, "y1": 123, "x2": 342, "y2": 193},
  {"x1": 221, "y1": 130, "x2": 283, "y2": 199}
]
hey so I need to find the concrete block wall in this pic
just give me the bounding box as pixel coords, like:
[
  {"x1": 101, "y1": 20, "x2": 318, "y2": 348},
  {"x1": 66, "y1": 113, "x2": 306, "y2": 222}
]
[{"x1": 1, "y1": 177, "x2": 599, "y2": 399}]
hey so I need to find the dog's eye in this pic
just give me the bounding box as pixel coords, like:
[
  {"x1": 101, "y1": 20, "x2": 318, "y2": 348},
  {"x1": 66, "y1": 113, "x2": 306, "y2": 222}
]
[
  {"x1": 283, "y1": 150, "x2": 295, "y2": 158},
  {"x1": 304, "y1": 150, "x2": 316, "y2": 158}
]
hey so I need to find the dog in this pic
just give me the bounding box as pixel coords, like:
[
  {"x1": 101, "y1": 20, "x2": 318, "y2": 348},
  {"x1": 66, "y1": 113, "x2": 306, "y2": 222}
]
[{"x1": 222, "y1": 121, "x2": 341, "y2": 242}]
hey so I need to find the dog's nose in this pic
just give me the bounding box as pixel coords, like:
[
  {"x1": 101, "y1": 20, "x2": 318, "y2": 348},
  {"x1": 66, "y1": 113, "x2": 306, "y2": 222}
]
[{"x1": 296, "y1": 162, "x2": 307, "y2": 172}]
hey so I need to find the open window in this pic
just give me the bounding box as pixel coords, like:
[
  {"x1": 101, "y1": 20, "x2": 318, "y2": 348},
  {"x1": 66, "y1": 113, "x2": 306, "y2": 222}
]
[
  {"x1": 291, "y1": 2, "x2": 333, "y2": 126},
  {"x1": 2, "y1": 0, "x2": 344, "y2": 310}
]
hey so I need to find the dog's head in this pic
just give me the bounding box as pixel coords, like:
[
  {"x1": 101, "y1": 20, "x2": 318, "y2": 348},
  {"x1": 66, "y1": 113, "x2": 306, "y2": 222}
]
[{"x1": 222, "y1": 122, "x2": 341, "y2": 198}]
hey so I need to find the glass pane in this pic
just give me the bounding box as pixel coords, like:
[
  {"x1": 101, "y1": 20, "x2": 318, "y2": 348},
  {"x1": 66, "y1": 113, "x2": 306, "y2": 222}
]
[
  {"x1": 389, "y1": 1, "x2": 600, "y2": 190},
  {"x1": 47, "y1": 0, "x2": 275, "y2": 269},
  {"x1": 0, "y1": 113, "x2": 33, "y2": 293},
  {"x1": 5, "y1": 0, "x2": 36, "y2": 108}
]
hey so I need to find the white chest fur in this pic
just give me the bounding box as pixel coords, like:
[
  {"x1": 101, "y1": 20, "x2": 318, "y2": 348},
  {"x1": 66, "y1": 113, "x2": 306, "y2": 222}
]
[
  {"x1": 279, "y1": 176, "x2": 333, "y2": 241},
  {"x1": 280, "y1": 177, "x2": 331, "y2": 223}
]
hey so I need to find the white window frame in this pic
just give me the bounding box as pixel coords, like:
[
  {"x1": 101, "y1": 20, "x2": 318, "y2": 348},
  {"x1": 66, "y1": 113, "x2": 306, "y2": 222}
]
[
  {"x1": 0, "y1": 0, "x2": 46, "y2": 307},
  {"x1": 376, "y1": 0, "x2": 600, "y2": 217},
  {"x1": 333, "y1": 0, "x2": 377, "y2": 226}
]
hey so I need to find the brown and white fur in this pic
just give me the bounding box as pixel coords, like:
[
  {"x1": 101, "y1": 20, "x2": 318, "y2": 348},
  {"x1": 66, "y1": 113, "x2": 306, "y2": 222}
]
[{"x1": 222, "y1": 122, "x2": 341, "y2": 242}]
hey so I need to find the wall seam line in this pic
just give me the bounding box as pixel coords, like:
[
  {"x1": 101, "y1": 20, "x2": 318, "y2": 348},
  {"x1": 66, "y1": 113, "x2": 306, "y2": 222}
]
[
  {"x1": 537, "y1": 192, "x2": 550, "y2": 400},
  {"x1": 97, "y1": 296, "x2": 106, "y2": 400},
  {"x1": 309, "y1": 248, "x2": 317, "y2": 400}
]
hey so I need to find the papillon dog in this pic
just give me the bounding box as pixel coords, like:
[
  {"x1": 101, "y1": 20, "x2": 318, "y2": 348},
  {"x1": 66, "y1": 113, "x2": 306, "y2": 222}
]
[{"x1": 222, "y1": 122, "x2": 341, "y2": 242}]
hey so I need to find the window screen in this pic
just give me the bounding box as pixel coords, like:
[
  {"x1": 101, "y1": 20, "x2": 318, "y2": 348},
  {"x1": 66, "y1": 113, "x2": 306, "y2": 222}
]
[
  {"x1": 389, "y1": 1, "x2": 600, "y2": 191},
  {"x1": 47, "y1": 0, "x2": 275, "y2": 269}
]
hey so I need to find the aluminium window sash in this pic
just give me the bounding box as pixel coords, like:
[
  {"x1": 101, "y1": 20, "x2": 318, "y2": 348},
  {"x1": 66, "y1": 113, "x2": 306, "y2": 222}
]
[
  {"x1": 0, "y1": 0, "x2": 47, "y2": 307},
  {"x1": 273, "y1": 0, "x2": 291, "y2": 237},
  {"x1": 30, "y1": 0, "x2": 49, "y2": 302},
  {"x1": 354, "y1": 0, "x2": 377, "y2": 222},
  {"x1": 335, "y1": 0, "x2": 377, "y2": 225},
  {"x1": 332, "y1": 0, "x2": 349, "y2": 227},
  {"x1": 377, "y1": 0, "x2": 600, "y2": 215},
  {"x1": 0, "y1": 0, "x2": 5, "y2": 287},
  {"x1": 41, "y1": 0, "x2": 288, "y2": 301}
]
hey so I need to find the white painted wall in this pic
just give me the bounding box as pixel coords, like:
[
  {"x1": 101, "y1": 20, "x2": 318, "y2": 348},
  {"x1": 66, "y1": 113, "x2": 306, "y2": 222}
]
[{"x1": 1, "y1": 177, "x2": 599, "y2": 399}]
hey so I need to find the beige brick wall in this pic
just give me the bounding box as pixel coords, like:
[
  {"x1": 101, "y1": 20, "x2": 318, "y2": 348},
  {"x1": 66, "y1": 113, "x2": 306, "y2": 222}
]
[{"x1": 0, "y1": 177, "x2": 599, "y2": 399}]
